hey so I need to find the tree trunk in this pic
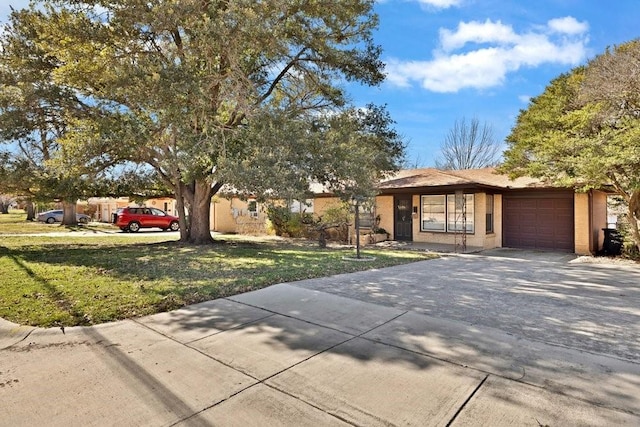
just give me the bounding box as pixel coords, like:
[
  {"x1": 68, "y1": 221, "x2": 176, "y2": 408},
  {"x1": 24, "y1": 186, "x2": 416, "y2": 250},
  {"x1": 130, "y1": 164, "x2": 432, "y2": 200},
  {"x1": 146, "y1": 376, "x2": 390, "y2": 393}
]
[
  {"x1": 0, "y1": 201, "x2": 7, "y2": 214},
  {"x1": 25, "y1": 200, "x2": 35, "y2": 221},
  {"x1": 627, "y1": 189, "x2": 640, "y2": 254},
  {"x1": 61, "y1": 200, "x2": 78, "y2": 226},
  {"x1": 175, "y1": 183, "x2": 189, "y2": 242},
  {"x1": 186, "y1": 179, "x2": 214, "y2": 244}
]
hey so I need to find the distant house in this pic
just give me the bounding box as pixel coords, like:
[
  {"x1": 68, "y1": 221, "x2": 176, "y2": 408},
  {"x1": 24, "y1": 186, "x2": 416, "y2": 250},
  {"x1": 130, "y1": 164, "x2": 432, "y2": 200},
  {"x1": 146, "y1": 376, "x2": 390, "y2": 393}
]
[
  {"x1": 88, "y1": 195, "x2": 268, "y2": 234},
  {"x1": 87, "y1": 197, "x2": 130, "y2": 222},
  {"x1": 364, "y1": 168, "x2": 609, "y2": 255},
  {"x1": 88, "y1": 197, "x2": 177, "y2": 223}
]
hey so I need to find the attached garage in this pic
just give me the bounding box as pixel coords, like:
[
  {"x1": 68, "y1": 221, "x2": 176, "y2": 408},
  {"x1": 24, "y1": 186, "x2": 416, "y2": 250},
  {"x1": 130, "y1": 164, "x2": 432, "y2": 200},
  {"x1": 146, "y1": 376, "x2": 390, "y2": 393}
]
[
  {"x1": 374, "y1": 168, "x2": 608, "y2": 255},
  {"x1": 503, "y1": 191, "x2": 574, "y2": 252}
]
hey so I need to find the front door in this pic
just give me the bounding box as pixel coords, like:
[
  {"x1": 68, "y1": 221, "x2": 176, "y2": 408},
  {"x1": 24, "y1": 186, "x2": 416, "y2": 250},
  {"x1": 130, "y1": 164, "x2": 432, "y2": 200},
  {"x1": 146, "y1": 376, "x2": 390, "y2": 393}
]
[{"x1": 394, "y1": 195, "x2": 413, "y2": 241}]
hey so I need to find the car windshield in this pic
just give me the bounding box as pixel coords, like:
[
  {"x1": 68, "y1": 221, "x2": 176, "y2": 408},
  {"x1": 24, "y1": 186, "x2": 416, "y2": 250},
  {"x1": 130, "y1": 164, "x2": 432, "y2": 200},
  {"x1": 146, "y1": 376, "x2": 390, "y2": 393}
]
[{"x1": 150, "y1": 208, "x2": 166, "y2": 216}]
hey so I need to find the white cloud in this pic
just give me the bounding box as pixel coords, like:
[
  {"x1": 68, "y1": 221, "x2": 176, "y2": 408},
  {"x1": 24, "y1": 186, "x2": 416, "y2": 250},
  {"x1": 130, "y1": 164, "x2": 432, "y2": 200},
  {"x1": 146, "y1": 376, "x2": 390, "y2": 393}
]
[
  {"x1": 386, "y1": 16, "x2": 590, "y2": 93},
  {"x1": 415, "y1": 0, "x2": 463, "y2": 8},
  {"x1": 440, "y1": 20, "x2": 518, "y2": 51},
  {"x1": 388, "y1": 48, "x2": 508, "y2": 92},
  {"x1": 547, "y1": 16, "x2": 589, "y2": 35}
]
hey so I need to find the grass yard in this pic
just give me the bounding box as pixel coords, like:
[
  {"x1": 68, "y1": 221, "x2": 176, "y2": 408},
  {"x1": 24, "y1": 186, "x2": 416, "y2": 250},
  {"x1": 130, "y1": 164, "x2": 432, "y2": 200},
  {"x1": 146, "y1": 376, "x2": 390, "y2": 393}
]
[
  {"x1": 0, "y1": 210, "x2": 116, "y2": 234},
  {"x1": 1, "y1": 232, "x2": 435, "y2": 328}
]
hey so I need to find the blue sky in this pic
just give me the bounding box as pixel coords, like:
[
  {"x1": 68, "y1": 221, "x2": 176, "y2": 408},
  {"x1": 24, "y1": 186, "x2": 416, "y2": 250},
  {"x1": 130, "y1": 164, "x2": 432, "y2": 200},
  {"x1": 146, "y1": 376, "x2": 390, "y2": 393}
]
[
  {"x1": 2, "y1": 0, "x2": 638, "y2": 166},
  {"x1": 356, "y1": 0, "x2": 639, "y2": 166}
]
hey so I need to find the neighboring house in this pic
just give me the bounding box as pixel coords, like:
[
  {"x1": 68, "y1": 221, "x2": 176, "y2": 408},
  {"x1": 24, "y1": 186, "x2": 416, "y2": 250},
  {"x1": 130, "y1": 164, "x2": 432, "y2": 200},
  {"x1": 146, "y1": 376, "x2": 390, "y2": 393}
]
[
  {"x1": 88, "y1": 197, "x2": 132, "y2": 222},
  {"x1": 211, "y1": 192, "x2": 317, "y2": 234},
  {"x1": 368, "y1": 168, "x2": 608, "y2": 255},
  {"x1": 210, "y1": 196, "x2": 268, "y2": 234},
  {"x1": 88, "y1": 195, "x2": 268, "y2": 234},
  {"x1": 146, "y1": 197, "x2": 179, "y2": 217},
  {"x1": 88, "y1": 197, "x2": 177, "y2": 222}
]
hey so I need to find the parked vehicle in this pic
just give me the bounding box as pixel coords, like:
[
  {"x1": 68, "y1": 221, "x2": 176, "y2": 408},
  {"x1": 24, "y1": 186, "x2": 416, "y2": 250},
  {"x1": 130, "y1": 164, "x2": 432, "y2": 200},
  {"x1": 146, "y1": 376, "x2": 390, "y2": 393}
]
[
  {"x1": 37, "y1": 210, "x2": 91, "y2": 224},
  {"x1": 113, "y1": 207, "x2": 180, "y2": 232}
]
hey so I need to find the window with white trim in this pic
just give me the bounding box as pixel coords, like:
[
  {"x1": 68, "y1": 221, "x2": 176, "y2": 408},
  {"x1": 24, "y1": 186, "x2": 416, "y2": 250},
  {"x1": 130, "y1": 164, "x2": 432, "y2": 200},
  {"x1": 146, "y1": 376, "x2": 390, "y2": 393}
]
[
  {"x1": 447, "y1": 194, "x2": 474, "y2": 233},
  {"x1": 486, "y1": 194, "x2": 494, "y2": 233},
  {"x1": 421, "y1": 195, "x2": 446, "y2": 232},
  {"x1": 248, "y1": 200, "x2": 258, "y2": 217},
  {"x1": 290, "y1": 199, "x2": 314, "y2": 213},
  {"x1": 420, "y1": 193, "x2": 474, "y2": 233}
]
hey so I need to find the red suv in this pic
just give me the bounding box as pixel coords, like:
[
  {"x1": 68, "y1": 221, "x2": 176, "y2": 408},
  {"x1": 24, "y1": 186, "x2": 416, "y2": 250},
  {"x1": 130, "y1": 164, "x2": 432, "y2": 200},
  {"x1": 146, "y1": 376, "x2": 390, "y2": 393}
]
[{"x1": 113, "y1": 207, "x2": 180, "y2": 232}]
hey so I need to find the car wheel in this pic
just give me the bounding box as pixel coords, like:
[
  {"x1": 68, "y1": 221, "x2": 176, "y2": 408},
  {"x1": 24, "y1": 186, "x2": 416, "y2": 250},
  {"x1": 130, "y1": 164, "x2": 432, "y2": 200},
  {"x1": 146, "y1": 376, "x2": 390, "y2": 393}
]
[
  {"x1": 46, "y1": 217, "x2": 56, "y2": 224},
  {"x1": 169, "y1": 221, "x2": 180, "y2": 231},
  {"x1": 78, "y1": 217, "x2": 89, "y2": 224},
  {"x1": 128, "y1": 221, "x2": 141, "y2": 233}
]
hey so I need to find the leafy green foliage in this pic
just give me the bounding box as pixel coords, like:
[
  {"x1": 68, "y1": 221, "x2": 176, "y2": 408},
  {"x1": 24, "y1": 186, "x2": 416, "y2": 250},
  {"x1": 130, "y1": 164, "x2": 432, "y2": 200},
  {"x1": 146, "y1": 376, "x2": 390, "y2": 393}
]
[
  {"x1": 265, "y1": 205, "x2": 315, "y2": 238},
  {"x1": 4, "y1": 0, "x2": 399, "y2": 244},
  {"x1": 317, "y1": 201, "x2": 352, "y2": 242},
  {"x1": 0, "y1": 7, "x2": 137, "y2": 221},
  {"x1": 221, "y1": 104, "x2": 405, "y2": 203},
  {"x1": 501, "y1": 40, "x2": 640, "y2": 251}
]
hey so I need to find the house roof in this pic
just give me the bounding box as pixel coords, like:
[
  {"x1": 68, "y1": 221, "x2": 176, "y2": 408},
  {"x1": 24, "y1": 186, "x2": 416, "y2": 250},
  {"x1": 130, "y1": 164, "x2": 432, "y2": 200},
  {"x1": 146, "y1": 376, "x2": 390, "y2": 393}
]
[{"x1": 378, "y1": 167, "x2": 549, "y2": 192}]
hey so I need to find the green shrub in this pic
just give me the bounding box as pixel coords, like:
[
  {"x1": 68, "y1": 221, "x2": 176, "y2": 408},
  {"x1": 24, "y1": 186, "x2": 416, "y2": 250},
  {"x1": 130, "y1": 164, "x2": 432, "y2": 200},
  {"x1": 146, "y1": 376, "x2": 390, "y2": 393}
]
[
  {"x1": 317, "y1": 202, "x2": 352, "y2": 243},
  {"x1": 373, "y1": 227, "x2": 389, "y2": 236},
  {"x1": 622, "y1": 240, "x2": 640, "y2": 260},
  {"x1": 266, "y1": 205, "x2": 314, "y2": 238}
]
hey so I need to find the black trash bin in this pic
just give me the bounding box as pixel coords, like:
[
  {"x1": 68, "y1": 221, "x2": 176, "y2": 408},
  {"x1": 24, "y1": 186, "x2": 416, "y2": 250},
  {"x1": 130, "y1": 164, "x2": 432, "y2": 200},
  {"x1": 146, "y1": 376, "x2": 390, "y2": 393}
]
[{"x1": 602, "y1": 228, "x2": 623, "y2": 256}]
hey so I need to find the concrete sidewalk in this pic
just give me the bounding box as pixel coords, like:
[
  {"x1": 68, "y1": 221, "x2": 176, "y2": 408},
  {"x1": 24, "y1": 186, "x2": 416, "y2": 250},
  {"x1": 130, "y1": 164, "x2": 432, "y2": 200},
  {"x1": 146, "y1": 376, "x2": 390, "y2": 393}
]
[{"x1": 2, "y1": 254, "x2": 639, "y2": 426}]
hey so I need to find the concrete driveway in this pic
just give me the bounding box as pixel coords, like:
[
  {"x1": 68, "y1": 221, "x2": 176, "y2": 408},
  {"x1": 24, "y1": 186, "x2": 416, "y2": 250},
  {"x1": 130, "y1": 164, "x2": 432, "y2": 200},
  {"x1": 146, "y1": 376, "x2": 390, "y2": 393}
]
[
  {"x1": 296, "y1": 248, "x2": 640, "y2": 361},
  {"x1": 1, "y1": 248, "x2": 639, "y2": 426}
]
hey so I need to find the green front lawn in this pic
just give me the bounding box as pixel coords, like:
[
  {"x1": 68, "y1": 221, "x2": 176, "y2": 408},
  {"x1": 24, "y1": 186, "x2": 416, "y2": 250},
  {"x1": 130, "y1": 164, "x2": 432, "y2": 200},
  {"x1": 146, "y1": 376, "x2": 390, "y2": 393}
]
[
  {"x1": 1, "y1": 234, "x2": 435, "y2": 327},
  {"x1": 0, "y1": 210, "x2": 116, "y2": 234}
]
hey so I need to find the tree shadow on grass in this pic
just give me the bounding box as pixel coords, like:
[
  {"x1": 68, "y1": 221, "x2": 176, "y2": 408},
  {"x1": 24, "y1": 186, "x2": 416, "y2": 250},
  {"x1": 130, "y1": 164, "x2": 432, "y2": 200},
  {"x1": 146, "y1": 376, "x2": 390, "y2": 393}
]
[
  {"x1": 0, "y1": 240, "x2": 421, "y2": 327},
  {"x1": 5, "y1": 251, "x2": 91, "y2": 326}
]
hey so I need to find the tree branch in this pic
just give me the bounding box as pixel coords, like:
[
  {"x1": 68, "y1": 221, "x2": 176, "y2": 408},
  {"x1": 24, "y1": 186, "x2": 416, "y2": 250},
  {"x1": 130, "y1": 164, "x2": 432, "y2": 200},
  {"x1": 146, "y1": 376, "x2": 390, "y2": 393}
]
[{"x1": 256, "y1": 48, "x2": 307, "y2": 105}]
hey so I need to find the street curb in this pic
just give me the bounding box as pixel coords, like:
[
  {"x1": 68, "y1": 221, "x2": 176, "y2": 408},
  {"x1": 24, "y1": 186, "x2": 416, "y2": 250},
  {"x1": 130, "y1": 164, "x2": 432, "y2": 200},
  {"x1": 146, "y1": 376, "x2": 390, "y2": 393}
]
[{"x1": 0, "y1": 318, "x2": 35, "y2": 349}]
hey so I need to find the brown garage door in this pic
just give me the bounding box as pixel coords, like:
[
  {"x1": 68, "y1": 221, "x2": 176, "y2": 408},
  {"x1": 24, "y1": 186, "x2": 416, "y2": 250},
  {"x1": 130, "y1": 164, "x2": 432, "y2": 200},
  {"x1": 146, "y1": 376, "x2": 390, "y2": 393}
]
[{"x1": 503, "y1": 191, "x2": 574, "y2": 252}]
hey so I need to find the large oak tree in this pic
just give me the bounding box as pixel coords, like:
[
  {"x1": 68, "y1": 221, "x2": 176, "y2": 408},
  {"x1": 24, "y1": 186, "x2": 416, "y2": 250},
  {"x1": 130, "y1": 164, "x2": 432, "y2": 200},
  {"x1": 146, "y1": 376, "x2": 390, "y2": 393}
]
[{"x1": 22, "y1": 0, "x2": 398, "y2": 244}]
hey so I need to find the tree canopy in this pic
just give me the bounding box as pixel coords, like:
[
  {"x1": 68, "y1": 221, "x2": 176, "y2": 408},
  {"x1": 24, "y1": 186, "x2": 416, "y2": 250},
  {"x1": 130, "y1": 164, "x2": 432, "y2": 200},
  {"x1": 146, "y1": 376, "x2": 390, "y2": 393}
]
[
  {"x1": 501, "y1": 39, "x2": 640, "y2": 252},
  {"x1": 5, "y1": 0, "x2": 402, "y2": 243},
  {"x1": 0, "y1": 7, "x2": 101, "y2": 224},
  {"x1": 223, "y1": 104, "x2": 404, "y2": 202},
  {"x1": 0, "y1": 8, "x2": 160, "y2": 222}
]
